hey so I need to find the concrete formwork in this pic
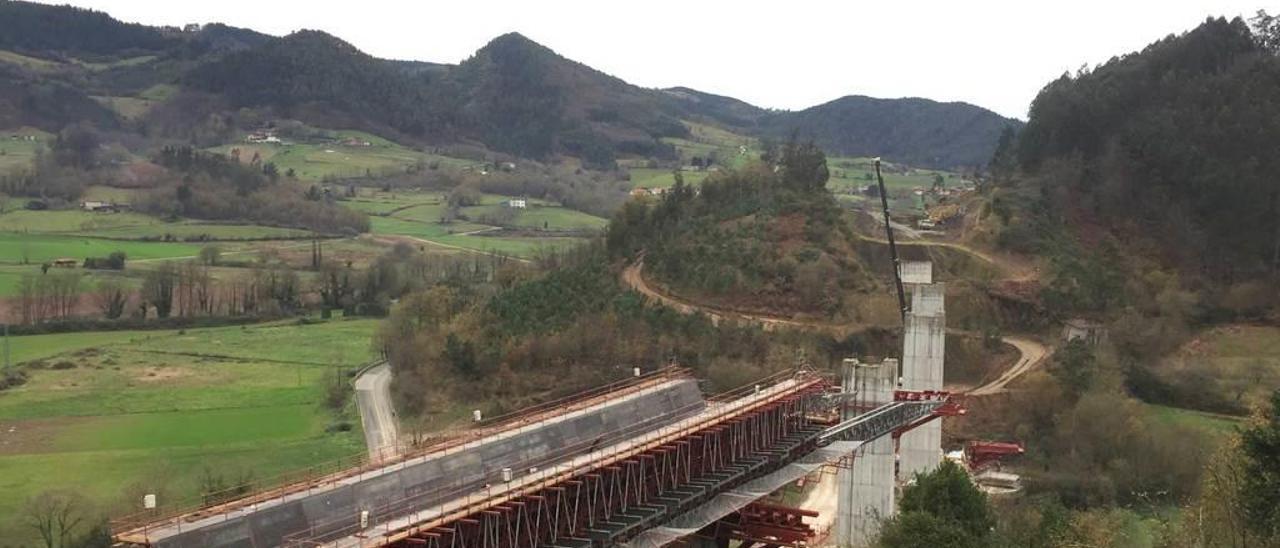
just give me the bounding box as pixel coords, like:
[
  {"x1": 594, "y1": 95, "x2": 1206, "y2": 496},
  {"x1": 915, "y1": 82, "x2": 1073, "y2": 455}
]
[
  {"x1": 899, "y1": 261, "x2": 934, "y2": 285},
  {"x1": 142, "y1": 379, "x2": 706, "y2": 548},
  {"x1": 834, "y1": 358, "x2": 898, "y2": 547},
  {"x1": 899, "y1": 283, "x2": 945, "y2": 482}
]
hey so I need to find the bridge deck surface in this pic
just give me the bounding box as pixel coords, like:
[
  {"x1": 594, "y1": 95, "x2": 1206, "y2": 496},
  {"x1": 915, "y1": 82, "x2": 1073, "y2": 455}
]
[
  {"x1": 319, "y1": 377, "x2": 818, "y2": 548},
  {"x1": 119, "y1": 376, "x2": 697, "y2": 545}
]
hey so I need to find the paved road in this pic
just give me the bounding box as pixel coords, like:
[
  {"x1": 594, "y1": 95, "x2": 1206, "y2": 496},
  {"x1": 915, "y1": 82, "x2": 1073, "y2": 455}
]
[{"x1": 354, "y1": 361, "x2": 400, "y2": 459}]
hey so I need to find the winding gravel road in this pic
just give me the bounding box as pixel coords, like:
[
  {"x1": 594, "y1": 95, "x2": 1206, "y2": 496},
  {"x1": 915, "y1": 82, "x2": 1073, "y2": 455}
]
[{"x1": 620, "y1": 260, "x2": 1049, "y2": 396}]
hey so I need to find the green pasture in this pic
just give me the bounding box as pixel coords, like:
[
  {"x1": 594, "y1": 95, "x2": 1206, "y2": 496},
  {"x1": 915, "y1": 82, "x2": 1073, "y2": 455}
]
[
  {"x1": 0, "y1": 233, "x2": 201, "y2": 265},
  {"x1": 352, "y1": 189, "x2": 597, "y2": 257},
  {"x1": 209, "y1": 130, "x2": 476, "y2": 181},
  {"x1": 1146, "y1": 404, "x2": 1242, "y2": 437},
  {"x1": 87, "y1": 222, "x2": 314, "y2": 240},
  {"x1": 627, "y1": 168, "x2": 711, "y2": 189},
  {"x1": 826, "y1": 156, "x2": 965, "y2": 193},
  {"x1": 0, "y1": 210, "x2": 157, "y2": 233},
  {"x1": 0, "y1": 49, "x2": 59, "y2": 71},
  {"x1": 507, "y1": 207, "x2": 606, "y2": 230},
  {"x1": 0, "y1": 319, "x2": 377, "y2": 542},
  {"x1": 91, "y1": 95, "x2": 156, "y2": 119},
  {"x1": 0, "y1": 130, "x2": 48, "y2": 173},
  {"x1": 1158, "y1": 325, "x2": 1280, "y2": 411},
  {"x1": 81, "y1": 185, "x2": 137, "y2": 203}
]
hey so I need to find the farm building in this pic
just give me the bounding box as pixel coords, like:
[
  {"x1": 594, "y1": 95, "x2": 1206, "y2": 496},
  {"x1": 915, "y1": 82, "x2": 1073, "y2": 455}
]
[
  {"x1": 1062, "y1": 318, "x2": 1107, "y2": 345},
  {"x1": 629, "y1": 187, "x2": 670, "y2": 198},
  {"x1": 506, "y1": 199, "x2": 527, "y2": 209},
  {"x1": 246, "y1": 132, "x2": 281, "y2": 144}
]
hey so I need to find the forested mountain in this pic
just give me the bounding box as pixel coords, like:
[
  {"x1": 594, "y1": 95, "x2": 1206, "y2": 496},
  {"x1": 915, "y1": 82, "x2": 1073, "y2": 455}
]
[
  {"x1": 658, "y1": 89, "x2": 1018, "y2": 168},
  {"x1": 762, "y1": 96, "x2": 1019, "y2": 169},
  {"x1": 439, "y1": 32, "x2": 689, "y2": 164},
  {"x1": 0, "y1": 0, "x2": 174, "y2": 55},
  {"x1": 997, "y1": 15, "x2": 1280, "y2": 280},
  {"x1": 0, "y1": 0, "x2": 1013, "y2": 169},
  {"x1": 185, "y1": 30, "x2": 442, "y2": 137}
]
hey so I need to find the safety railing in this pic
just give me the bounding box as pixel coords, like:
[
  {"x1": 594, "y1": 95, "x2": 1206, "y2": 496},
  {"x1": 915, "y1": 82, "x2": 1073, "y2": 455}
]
[
  {"x1": 111, "y1": 366, "x2": 693, "y2": 542},
  {"x1": 278, "y1": 370, "x2": 826, "y2": 547}
]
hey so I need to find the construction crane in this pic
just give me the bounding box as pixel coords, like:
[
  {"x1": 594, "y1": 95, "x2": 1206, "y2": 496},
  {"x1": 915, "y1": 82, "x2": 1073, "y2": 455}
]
[{"x1": 874, "y1": 158, "x2": 908, "y2": 323}]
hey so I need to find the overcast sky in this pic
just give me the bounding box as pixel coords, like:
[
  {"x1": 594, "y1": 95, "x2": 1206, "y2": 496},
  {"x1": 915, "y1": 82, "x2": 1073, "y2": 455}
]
[{"x1": 37, "y1": 0, "x2": 1269, "y2": 119}]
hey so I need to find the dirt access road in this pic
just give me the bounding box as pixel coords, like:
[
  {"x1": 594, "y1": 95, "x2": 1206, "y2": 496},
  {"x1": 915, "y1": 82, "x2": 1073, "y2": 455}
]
[{"x1": 620, "y1": 260, "x2": 1049, "y2": 396}]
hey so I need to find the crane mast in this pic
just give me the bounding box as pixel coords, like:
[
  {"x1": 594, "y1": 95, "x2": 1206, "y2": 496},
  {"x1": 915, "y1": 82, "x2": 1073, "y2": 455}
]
[{"x1": 874, "y1": 158, "x2": 908, "y2": 324}]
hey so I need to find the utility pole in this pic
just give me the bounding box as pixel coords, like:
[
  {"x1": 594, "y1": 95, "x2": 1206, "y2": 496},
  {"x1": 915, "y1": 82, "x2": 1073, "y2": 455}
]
[
  {"x1": 875, "y1": 158, "x2": 908, "y2": 324},
  {"x1": 3, "y1": 323, "x2": 8, "y2": 372}
]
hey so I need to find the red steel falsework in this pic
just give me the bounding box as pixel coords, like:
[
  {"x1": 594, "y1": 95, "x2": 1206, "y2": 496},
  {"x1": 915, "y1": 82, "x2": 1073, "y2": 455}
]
[
  {"x1": 322, "y1": 375, "x2": 830, "y2": 548},
  {"x1": 707, "y1": 502, "x2": 819, "y2": 548}
]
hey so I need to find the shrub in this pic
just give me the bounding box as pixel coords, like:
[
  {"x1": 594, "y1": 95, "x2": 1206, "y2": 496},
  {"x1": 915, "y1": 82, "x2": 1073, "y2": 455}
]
[
  {"x1": 82, "y1": 251, "x2": 126, "y2": 270},
  {"x1": 0, "y1": 368, "x2": 27, "y2": 391}
]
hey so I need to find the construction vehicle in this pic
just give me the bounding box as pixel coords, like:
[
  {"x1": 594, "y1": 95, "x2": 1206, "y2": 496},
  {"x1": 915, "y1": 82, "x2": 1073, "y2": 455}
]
[
  {"x1": 926, "y1": 203, "x2": 965, "y2": 225},
  {"x1": 964, "y1": 440, "x2": 1024, "y2": 473}
]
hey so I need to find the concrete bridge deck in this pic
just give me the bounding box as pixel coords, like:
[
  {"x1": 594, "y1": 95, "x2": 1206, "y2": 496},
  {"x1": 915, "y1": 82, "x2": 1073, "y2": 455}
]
[
  {"x1": 304, "y1": 376, "x2": 823, "y2": 547},
  {"x1": 114, "y1": 369, "x2": 705, "y2": 548},
  {"x1": 114, "y1": 369, "x2": 956, "y2": 548}
]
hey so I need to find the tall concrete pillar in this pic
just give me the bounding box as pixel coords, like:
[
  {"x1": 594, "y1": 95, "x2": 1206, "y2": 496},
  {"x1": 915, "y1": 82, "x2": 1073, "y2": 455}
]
[
  {"x1": 835, "y1": 358, "x2": 898, "y2": 547},
  {"x1": 899, "y1": 283, "x2": 945, "y2": 482}
]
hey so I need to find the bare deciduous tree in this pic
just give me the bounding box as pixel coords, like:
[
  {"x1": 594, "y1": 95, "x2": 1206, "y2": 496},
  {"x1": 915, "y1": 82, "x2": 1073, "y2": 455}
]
[
  {"x1": 94, "y1": 279, "x2": 128, "y2": 320},
  {"x1": 24, "y1": 490, "x2": 87, "y2": 548}
]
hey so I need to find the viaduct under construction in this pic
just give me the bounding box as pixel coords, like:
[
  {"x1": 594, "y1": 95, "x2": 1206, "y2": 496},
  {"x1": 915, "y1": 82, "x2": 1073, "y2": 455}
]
[
  {"x1": 112, "y1": 162, "x2": 964, "y2": 548},
  {"x1": 112, "y1": 364, "x2": 959, "y2": 548}
]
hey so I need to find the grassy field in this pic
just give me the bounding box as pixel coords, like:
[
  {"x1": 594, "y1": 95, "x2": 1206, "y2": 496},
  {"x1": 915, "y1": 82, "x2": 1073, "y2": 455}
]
[
  {"x1": 0, "y1": 50, "x2": 59, "y2": 71},
  {"x1": 209, "y1": 130, "x2": 477, "y2": 181},
  {"x1": 348, "y1": 189, "x2": 596, "y2": 258},
  {"x1": 627, "y1": 168, "x2": 711, "y2": 189},
  {"x1": 0, "y1": 207, "x2": 319, "y2": 241},
  {"x1": 506, "y1": 207, "x2": 607, "y2": 230},
  {"x1": 1160, "y1": 325, "x2": 1280, "y2": 411},
  {"x1": 0, "y1": 207, "x2": 322, "y2": 297},
  {"x1": 0, "y1": 129, "x2": 49, "y2": 173},
  {"x1": 368, "y1": 216, "x2": 578, "y2": 257},
  {"x1": 0, "y1": 318, "x2": 376, "y2": 543},
  {"x1": 0, "y1": 233, "x2": 203, "y2": 265},
  {"x1": 622, "y1": 120, "x2": 756, "y2": 189},
  {"x1": 343, "y1": 192, "x2": 439, "y2": 215},
  {"x1": 81, "y1": 185, "x2": 136, "y2": 204},
  {"x1": 827, "y1": 156, "x2": 965, "y2": 192},
  {"x1": 0, "y1": 210, "x2": 158, "y2": 233},
  {"x1": 1147, "y1": 404, "x2": 1242, "y2": 436},
  {"x1": 87, "y1": 222, "x2": 314, "y2": 240},
  {"x1": 91, "y1": 95, "x2": 157, "y2": 120},
  {"x1": 662, "y1": 121, "x2": 757, "y2": 168},
  {"x1": 138, "y1": 84, "x2": 178, "y2": 102}
]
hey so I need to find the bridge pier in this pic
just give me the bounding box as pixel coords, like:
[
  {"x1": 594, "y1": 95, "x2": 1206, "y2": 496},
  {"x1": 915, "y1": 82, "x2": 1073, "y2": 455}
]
[
  {"x1": 899, "y1": 282, "x2": 946, "y2": 481},
  {"x1": 834, "y1": 358, "x2": 897, "y2": 547}
]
